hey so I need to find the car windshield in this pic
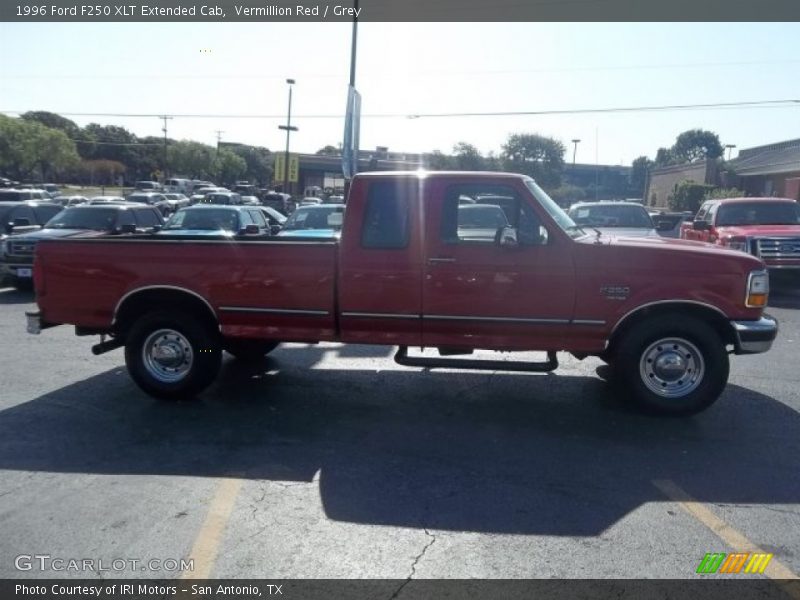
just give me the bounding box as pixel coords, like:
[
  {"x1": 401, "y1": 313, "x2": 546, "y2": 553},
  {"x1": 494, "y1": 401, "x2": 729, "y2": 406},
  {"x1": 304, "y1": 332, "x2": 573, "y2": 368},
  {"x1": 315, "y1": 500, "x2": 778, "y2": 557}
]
[
  {"x1": 282, "y1": 206, "x2": 343, "y2": 230},
  {"x1": 716, "y1": 202, "x2": 800, "y2": 226},
  {"x1": 523, "y1": 179, "x2": 584, "y2": 238},
  {"x1": 127, "y1": 195, "x2": 152, "y2": 204},
  {"x1": 45, "y1": 207, "x2": 119, "y2": 230},
  {"x1": 164, "y1": 208, "x2": 240, "y2": 231},
  {"x1": 569, "y1": 204, "x2": 654, "y2": 228}
]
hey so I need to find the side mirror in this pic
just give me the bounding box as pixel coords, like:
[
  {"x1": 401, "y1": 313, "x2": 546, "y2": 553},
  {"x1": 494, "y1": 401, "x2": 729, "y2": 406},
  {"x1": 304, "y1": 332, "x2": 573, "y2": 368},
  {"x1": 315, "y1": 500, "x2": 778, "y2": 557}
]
[
  {"x1": 692, "y1": 220, "x2": 711, "y2": 231},
  {"x1": 118, "y1": 223, "x2": 137, "y2": 234},
  {"x1": 240, "y1": 224, "x2": 260, "y2": 235},
  {"x1": 13, "y1": 217, "x2": 31, "y2": 227},
  {"x1": 497, "y1": 226, "x2": 519, "y2": 248},
  {"x1": 270, "y1": 224, "x2": 282, "y2": 235},
  {"x1": 150, "y1": 224, "x2": 163, "y2": 232}
]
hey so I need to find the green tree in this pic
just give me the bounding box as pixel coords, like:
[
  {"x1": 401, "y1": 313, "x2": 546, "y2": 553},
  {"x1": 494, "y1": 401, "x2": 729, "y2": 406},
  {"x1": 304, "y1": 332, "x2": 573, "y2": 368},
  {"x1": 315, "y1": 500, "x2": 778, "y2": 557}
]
[
  {"x1": 630, "y1": 156, "x2": 653, "y2": 196},
  {"x1": 168, "y1": 141, "x2": 215, "y2": 179},
  {"x1": 0, "y1": 115, "x2": 78, "y2": 181},
  {"x1": 214, "y1": 149, "x2": 247, "y2": 185},
  {"x1": 501, "y1": 133, "x2": 565, "y2": 188},
  {"x1": 668, "y1": 180, "x2": 714, "y2": 212},
  {"x1": 21, "y1": 111, "x2": 80, "y2": 138},
  {"x1": 654, "y1": 147, "x2": 674, "y2": 166},
  {"x1": 672, "y1": 129, "x2": 724, "y2": 162},
  {"x1": 452, "y1": 142, "x2": 485, "y2": 170},
  {"x1": 228, "y1": 145, "x2": 273, "y2": 184},
  {"x1": 424, "y1": 150, "x2": 455, "y2": 170},
  {"x1": 316, "y1": 145, "x2": 340, "y2": 156}
]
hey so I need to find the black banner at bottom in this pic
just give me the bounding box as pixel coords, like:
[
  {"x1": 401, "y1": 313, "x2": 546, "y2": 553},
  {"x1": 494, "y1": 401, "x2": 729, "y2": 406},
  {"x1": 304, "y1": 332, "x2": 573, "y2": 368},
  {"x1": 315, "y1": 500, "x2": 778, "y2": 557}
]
[{"x1": 3, "y1": 579, "x2": 800, "y2": 600}]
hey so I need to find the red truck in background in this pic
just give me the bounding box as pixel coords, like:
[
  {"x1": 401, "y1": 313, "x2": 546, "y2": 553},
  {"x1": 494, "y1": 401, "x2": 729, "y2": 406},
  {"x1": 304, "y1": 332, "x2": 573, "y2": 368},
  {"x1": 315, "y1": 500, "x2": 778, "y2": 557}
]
[
  {"x1": 27, "y1": 172, "x2": 777, "y2": 416},
  {"x1": 680, "y1": 197, "x2": 800, "y2": 271}
]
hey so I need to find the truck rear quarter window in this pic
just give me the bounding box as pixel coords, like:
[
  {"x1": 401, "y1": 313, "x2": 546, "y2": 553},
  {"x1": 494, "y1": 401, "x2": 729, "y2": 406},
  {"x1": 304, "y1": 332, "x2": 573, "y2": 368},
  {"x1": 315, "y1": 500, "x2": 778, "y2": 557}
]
[
  {"x1": 441, "y1": 184, "x2": 547, "y2": 245},
  {"x1": 360, "y1": 181, "x2": 410, "y2": 249}
]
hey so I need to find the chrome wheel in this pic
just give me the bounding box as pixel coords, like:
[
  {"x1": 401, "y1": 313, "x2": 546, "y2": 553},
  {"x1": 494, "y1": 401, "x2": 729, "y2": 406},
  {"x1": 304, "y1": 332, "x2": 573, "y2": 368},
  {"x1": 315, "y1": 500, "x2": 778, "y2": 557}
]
[
  {"x1": 142, "y1": 328, "x2": 194, "y2": 383},
  {"x1": 639, "y1": 337, "x2": 705, "y2": 398}
]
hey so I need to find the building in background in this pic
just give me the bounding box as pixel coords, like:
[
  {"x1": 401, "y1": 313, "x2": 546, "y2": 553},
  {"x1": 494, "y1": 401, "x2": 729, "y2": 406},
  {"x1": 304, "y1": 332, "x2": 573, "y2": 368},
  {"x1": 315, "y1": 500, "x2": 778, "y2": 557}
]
[
  {"x1": 644, "y1": 159, "x2": 719, "y2": 208},
  {"x1": 729, "y1": 139, "x2": 800, "y2": 200}
]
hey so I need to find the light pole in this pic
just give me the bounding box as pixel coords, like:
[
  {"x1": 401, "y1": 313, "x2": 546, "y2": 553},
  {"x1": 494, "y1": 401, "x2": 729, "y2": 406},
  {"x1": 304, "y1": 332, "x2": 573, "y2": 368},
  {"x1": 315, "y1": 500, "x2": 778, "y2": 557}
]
[
  {"x1": 725, "y1": 144, "x2": 736, "y2": 161},
  {"x1": 161, "y1": 115, "x2": 173, "y2": 180},
  {"x1": 571, "y1": 139, "x2": 581, "y2": 165},
  {"x1": 278, "y1": 78, "x2": 298, "y2": 194}
]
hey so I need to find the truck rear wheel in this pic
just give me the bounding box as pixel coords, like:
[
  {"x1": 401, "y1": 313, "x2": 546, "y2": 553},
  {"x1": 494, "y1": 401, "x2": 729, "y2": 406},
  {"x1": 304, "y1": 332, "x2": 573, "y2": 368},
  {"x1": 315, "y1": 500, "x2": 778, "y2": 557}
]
[
  {"x1": 616, "y1": 315, "x2": 729, "y2": 416},
  {"x1": 124, "y1": 310, "x2": 221, "y2": 400},
  {"x1": 224, "y1": 339, "x2": 279, "y2": 361}
]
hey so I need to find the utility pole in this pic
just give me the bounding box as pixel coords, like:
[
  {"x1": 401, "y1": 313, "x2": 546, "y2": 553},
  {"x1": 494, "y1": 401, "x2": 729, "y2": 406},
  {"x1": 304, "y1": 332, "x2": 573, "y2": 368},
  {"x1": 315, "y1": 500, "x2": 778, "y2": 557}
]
[
  {"x1": 215, "y1": 130, "x2": 224, "y2": 158},
  {"x1": 278, "y1": 79, "x2": 297, "y2": 194},
  {"x1": 725, "y1": 144, "x2": 736, "y2": 161},
  {"x1": 344, "y1": 0, "x2": 359, "y2": 196},
  {"x1": 571, "y1": 139, "x2": 581, "y2": 165},
  {"x1": 160, "y1": 115, "x2": 173, "y2": 180}
]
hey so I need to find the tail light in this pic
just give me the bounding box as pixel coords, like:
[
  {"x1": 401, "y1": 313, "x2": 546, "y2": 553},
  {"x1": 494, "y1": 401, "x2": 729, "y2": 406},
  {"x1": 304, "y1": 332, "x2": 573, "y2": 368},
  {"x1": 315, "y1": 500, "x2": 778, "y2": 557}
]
[{"x1": 33, "y1": 255, "x2": 45, "y2": 296}]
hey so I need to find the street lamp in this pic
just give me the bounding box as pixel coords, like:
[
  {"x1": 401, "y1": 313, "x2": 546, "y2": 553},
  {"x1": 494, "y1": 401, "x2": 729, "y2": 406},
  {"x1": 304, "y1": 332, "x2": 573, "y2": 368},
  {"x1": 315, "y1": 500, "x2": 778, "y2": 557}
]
[
  {"x1": 571, "y1": 139, "x2": 581, "y2": 165},
  {"x1": 278, "y1": 78, "x2": 298, "y2": 194},
  {"x1": 725, "y1": 144, "x2": 737, "y2": 161}
]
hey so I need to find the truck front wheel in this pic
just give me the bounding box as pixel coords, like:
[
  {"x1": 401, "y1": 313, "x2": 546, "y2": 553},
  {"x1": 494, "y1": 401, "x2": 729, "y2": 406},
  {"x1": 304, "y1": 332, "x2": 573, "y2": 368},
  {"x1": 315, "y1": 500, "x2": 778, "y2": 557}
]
[
  {"x1": 124, "y1": 310, "x2": 221, "y2": 400},
  {"x1": 616, "y1": 315, "x2": 729, "y2": 416}
]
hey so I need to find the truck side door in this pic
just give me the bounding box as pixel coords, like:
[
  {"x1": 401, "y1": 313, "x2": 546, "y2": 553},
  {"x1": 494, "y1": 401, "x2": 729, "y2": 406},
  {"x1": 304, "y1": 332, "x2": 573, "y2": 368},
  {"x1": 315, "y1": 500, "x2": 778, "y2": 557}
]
[
  {"x1": 338, "y1": 178, "x2": 423, "y2": 346},
  {"x1": 685, "y1": 202, "x2": 712, "y2": 242},
  {"x1": 421, "y1": 179, "x2": 576, "y2": 350}
]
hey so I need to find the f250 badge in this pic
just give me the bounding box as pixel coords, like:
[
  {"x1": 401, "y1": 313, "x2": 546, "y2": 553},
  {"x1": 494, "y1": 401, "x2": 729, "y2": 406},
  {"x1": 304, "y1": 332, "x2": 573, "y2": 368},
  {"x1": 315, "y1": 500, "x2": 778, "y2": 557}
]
[{"x1": 601, "y1": 285, "x2": 630, "y2": 300}]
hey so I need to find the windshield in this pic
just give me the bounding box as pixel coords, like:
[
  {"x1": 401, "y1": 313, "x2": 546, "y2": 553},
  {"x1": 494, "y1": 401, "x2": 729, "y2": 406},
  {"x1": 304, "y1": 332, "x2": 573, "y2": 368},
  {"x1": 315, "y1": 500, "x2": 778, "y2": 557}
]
[
  {"x1": 523, "y1": 179, "x2": 584, "y2": 238},
  {"x1": 569, "y1": 204, "x2": 654, "y2": 228},
  {"x1": 716, "y1": 202, "x2": 800, "y2": 226},
  {"x1": 164, "y1": 208, "x2": 240, "y2": 231},
  {"x1": 282, "y1": 206, "x2": 343, "y2": 231},
  {"x1": 45, "y1": 207, "x2": 119, "y2": 230},
  {"x1": 0, "y1": 191, "x2": 28, "y2": 201}
]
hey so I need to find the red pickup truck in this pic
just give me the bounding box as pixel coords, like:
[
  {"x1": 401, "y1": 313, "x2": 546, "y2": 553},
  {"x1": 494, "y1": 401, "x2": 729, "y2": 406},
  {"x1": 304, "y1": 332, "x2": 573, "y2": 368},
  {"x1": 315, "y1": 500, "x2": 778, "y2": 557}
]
[
  {"x1": 27, "y1": 172, "x2": 777, "y2": 415},
  {"x1": 680, "y1": 197, "x2": 800, "y2": 270}
]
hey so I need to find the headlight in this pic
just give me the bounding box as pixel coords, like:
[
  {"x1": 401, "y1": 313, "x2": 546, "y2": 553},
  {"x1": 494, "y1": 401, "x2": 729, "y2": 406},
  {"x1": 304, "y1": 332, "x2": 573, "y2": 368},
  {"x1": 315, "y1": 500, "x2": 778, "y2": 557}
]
[
  {"x1": 728, "y1": 240, "x2": 748, "y2": 252},
  {"x1": 746, "y1": 270, "x2": 769, "y2": 308}
]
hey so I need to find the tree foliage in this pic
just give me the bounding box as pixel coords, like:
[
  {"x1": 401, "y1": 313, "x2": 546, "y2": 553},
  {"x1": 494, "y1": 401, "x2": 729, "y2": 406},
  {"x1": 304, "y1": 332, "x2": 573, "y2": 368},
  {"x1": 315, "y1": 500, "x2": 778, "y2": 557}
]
[
  {"x1": 672, "y1": 129, "x2": 724, "y2": 162},
  {"x1": 630, "y1": 156, "x2": 653, "y2": 195},
  {"x1": 501, "y1": 133, "x2": 565, "y2": 188},
  {"x1": 316, "y1": 145, "x2": 340, "y2": 156},
  {"x1": 668, "y1": 180, "x2": 714, "y2": 213},
  {"x1": 0, "y1": 115, "x2": 79, "y2": 180}
]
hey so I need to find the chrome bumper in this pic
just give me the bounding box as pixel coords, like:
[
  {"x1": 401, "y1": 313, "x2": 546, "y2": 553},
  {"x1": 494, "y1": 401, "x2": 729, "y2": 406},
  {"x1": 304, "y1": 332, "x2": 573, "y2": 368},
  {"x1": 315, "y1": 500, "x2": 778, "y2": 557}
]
[{"x1": 731, "y1": 315, "x2": 778, "y2": 354}]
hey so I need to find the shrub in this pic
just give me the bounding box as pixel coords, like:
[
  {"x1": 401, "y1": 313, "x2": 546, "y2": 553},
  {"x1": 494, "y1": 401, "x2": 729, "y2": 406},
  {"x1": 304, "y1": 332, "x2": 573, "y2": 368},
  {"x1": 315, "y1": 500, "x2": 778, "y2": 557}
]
[{"x1": 668, "y1": 180, "x2": 714, "y2": 213}]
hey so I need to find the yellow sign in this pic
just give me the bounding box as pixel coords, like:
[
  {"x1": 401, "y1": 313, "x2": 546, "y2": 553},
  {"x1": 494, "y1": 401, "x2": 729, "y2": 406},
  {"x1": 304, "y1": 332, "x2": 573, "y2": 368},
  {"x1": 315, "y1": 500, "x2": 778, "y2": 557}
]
[{"x1": 274, "y1": 154, "x2": 299, "y2": 183}]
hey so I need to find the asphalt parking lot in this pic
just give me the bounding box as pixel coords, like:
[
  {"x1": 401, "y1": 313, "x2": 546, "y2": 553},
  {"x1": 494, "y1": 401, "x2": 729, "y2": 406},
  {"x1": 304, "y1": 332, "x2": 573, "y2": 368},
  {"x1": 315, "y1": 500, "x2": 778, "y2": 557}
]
[{"x1": 0, "y1": 282, "x2": 799, "y2": 583}]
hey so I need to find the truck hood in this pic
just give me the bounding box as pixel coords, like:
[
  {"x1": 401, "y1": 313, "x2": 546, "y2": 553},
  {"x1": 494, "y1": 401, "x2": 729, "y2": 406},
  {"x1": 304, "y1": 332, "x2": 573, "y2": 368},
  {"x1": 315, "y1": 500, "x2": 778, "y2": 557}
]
[
  {"x1": 715, "y1": 224, "x2": 800, "y2": 237},
  {"x1": 579, "y1": 232, "x2": 764, "y2": 271}
]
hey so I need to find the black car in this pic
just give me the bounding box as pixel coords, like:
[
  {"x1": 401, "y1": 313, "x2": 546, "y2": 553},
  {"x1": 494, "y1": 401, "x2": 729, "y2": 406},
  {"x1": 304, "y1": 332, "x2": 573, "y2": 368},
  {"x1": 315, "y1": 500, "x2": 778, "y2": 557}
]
[
  {"x1": 261, "y1": 192, "x2": 293, "y2": 215},
  {"x1": 0, "y1": 201, "x2": 63, "y2": 237},
  {"x1": 1, "y1": 204, "x2": 163, "y2": 289}
]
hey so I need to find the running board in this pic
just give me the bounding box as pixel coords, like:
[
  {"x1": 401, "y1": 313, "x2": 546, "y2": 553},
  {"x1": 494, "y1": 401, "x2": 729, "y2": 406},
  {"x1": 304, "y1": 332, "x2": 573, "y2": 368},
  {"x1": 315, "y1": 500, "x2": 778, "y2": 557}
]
[{"x1": 394, "y1": 346, "x2": 558, "y2": 372}]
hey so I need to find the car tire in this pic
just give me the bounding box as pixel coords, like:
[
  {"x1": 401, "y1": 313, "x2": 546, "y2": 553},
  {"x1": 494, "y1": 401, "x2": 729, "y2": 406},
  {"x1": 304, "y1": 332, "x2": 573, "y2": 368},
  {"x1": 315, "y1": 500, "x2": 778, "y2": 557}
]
[
  {"x1": 224, "y1": 339, "x2": 279, "y2": 361},
  {"x1": 615, "y1": 315, "x2": 729, "y2": 416},
  {"x1": 124, "y1": 310, "x2": 221, "y2": 400}
]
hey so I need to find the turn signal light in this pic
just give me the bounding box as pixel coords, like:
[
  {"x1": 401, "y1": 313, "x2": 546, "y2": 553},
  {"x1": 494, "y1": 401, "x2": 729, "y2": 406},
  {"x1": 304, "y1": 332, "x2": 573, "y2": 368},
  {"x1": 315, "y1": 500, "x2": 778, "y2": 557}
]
[{"x1": 745, "y1": 270, "x2": 769, "y2": 308}]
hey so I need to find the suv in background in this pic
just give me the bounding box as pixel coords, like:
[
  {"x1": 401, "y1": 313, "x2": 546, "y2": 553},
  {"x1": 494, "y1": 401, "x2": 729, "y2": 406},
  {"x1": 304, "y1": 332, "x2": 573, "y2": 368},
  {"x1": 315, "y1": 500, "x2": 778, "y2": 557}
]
[
  {"x1": 0, "y1": 201, "x2": 63, "y2": 238},
  {"x1": 0, "y1": 189, "x2": 52, "y2": 202},
  {"x1": 202, "y1": 191, "x2": 243, "y2": 206},
  {"x1": 126, "y1": 191, "x2": 172, "y2": 216},
  {"x1": 135, "y1": 181, "x2": 162, "y2": 192},
  {"x1": 1, "y1": 204, "x2": 163, "y2": 289}
]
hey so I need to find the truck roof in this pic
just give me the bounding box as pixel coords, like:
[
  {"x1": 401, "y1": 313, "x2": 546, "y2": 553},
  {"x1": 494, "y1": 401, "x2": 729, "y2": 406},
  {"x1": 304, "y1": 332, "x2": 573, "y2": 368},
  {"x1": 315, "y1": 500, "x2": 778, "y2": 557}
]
[{"x1": 354, "y1": 170, "x2": 528, "y2": 180}]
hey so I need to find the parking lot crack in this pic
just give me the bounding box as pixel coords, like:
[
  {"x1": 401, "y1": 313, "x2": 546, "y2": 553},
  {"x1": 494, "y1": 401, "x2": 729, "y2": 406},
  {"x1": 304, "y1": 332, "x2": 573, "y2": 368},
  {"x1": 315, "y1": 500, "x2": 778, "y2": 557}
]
[{"x1": 389, "y1": 529, "x2": 437, "y2": 600}]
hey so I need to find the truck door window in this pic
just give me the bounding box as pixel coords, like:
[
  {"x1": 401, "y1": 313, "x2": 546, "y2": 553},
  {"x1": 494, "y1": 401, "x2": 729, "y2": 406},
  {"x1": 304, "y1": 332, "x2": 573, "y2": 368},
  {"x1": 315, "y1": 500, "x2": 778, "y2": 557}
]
[
  {"x1": 695, "y1": 203, "x2": 710, "y2": 222},
  {"x1": 248, "y1": 209, "x2": 267, "y2": 228},
  {"x1": 116, "y1": 210, "x2": 136, "y2": 230},
  {"x1": 441, "y1": 184, "x2": 547, "y2": 245},
  {"x1": 134, "y1": 208, "x2": 161, "y2": 228},
  {"x1": 360, "y1": 181, "x2": 410, "y2": 249}
]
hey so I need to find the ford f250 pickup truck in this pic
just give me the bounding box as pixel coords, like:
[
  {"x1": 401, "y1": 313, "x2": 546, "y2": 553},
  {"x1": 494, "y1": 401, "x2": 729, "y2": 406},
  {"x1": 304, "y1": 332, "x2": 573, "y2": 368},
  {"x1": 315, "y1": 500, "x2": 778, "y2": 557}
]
[
  {"x1": 27, "y1": 172, "x2": 778, "y2": 415},
  {"x1": 680, "y1": 196, "x2": 800, "y2": 271}
]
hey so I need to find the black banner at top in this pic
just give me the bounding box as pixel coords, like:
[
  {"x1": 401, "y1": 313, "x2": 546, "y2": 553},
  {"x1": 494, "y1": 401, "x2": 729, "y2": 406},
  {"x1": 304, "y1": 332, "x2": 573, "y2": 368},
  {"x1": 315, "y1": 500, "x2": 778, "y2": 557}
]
[{"x1": 4, "y1": 0, "x2": 800, "y2": 22}]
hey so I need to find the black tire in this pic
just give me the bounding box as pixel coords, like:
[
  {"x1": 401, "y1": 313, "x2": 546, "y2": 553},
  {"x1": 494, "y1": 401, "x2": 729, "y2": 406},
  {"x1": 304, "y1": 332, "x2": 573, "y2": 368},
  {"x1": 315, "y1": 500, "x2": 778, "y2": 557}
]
[
  {"x1": 124, "y1": 310, "x2": 221, "y2": 400},
  {"x1": 224, "y1": 339, "x2": 279, "y2": 361},
  {"x1": 615, "y1": 315, "x2": 729, "y2": 416}
]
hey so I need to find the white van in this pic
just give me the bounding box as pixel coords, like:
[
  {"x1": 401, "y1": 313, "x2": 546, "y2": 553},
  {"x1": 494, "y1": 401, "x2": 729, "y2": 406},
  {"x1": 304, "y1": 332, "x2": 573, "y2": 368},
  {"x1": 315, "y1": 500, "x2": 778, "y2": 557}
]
[{"x1": 165, "y1": 178, "x2": 192, "y2": 194}]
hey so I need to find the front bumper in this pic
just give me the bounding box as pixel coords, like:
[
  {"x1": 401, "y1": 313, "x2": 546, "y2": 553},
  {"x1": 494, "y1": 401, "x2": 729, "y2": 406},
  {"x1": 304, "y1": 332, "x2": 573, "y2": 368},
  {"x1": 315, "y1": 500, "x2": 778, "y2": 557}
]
[{"x1": 731, "y1": 315, "x2": 778, "y2": 354}]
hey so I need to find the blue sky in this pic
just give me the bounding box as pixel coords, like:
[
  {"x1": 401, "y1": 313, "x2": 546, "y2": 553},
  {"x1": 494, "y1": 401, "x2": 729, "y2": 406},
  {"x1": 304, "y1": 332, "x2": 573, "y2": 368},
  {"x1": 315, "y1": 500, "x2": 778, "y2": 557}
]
[{"x1": 1, "y1": 22, "x2": 799, "y2": 165}]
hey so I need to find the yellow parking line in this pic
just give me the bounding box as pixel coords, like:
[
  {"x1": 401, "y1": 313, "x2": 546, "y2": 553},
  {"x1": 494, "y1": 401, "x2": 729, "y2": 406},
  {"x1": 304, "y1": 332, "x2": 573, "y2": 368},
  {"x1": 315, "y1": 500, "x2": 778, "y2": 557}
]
[
  {"x1": 181, "y1": 476, "x2": 244, "y2": 579},
  {"x1": 653, "y1": 479, "x2": 800, "y2": 596}
]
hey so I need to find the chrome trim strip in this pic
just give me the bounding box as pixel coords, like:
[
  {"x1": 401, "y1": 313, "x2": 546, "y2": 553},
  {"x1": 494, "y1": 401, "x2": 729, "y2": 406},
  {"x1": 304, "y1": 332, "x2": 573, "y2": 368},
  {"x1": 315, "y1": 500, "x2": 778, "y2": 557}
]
[
  {"x1": 219, "y1": 306, "x2": 330, "y2": 316},
  {"x1": 608, "y1": 299, "x2": 729, "y2": 340},
  {"x1": 112, "y1": 285, "x2": 216, "y2": 325},
  {"x1": 341, "y1": 312, "x2": 421, "y2": 319},
  {"x1": 571, "y1": 319, "x2": 607, "y2": 326},
  {"x1": 38, "y1": 238, "x2": 336, "y2": 246},
  {"x1": 424, "y1": 314, "x2": 570, "y2": 324}
]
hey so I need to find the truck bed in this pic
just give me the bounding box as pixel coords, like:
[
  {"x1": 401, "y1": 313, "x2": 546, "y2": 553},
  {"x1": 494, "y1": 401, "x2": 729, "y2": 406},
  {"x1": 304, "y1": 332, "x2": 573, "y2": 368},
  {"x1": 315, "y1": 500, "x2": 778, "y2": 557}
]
[{"x1": 35, "y1": 236, "x2": 339, "y2": 342}]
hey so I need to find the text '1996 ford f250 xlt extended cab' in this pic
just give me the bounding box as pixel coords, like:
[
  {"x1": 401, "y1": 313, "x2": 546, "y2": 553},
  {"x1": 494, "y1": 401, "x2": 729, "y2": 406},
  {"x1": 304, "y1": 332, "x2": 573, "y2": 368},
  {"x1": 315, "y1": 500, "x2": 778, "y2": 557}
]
[{"x1": 26, "y1": 171, "x2": 778, "y2": 415}]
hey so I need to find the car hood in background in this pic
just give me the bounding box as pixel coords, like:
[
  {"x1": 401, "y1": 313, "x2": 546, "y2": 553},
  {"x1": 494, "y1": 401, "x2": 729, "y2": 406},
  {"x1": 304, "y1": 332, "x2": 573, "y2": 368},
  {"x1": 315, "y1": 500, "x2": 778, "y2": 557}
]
[{"x1": 277, "y1": 229, "x2": 341, "y2": 239}]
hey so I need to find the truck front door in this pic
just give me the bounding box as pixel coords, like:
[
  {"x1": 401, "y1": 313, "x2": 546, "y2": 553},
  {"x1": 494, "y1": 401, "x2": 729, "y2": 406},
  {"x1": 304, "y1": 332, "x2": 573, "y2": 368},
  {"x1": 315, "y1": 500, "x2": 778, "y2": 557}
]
[{"x1": 422, "y1": 179, "x2": 576, "y2": 351}]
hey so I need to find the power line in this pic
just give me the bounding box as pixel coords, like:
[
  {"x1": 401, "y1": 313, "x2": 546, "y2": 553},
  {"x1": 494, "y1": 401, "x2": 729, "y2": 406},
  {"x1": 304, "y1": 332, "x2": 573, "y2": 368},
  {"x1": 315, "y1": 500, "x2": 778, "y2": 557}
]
[{"x1": 4, "y1": 99, "x2": 799, "y2": 121}]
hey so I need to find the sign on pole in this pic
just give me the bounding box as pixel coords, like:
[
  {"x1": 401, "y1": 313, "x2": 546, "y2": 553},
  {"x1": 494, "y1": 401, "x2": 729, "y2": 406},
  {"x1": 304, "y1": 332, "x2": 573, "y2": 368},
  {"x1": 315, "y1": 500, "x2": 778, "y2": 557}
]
[
  {"x1": 274, "y1": 154, "x2": 285, "y2": 182},
  {"x1": 342, "y1": 85, "x2": 361, "y2": 180},
  {"x1": 288, "y1": 155, "x2": 299, "y2": 183}
]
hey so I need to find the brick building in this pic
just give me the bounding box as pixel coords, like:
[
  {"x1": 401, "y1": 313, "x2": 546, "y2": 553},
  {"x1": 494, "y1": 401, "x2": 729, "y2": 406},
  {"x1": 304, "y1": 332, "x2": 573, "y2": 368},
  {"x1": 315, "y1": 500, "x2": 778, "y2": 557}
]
[
  {"x1": 729, "y1": 138, "x2": 800, "y2": 200},
  {"x1": 644, "y1": 159, "x2": 718, "y2": 208}
]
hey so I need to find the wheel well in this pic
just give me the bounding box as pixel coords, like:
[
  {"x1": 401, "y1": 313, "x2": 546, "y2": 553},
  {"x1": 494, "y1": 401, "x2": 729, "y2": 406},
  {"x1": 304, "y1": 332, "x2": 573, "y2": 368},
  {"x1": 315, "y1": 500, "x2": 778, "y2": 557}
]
[
  {"x1": 114, "y1": 288, "x2": 218, "y2": 337},
  {"x1": 606, "y1": 303, "x2": 735, "y2": 356}
]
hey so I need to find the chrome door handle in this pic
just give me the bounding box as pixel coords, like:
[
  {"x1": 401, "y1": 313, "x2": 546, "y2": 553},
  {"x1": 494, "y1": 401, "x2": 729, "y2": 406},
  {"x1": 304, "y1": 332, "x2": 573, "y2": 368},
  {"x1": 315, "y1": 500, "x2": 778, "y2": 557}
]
[{"x1": 428, "y1": 257, "x2": 456, "y2": 264}]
